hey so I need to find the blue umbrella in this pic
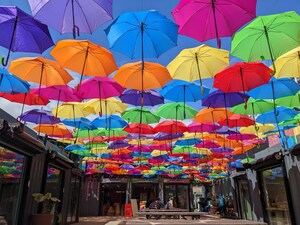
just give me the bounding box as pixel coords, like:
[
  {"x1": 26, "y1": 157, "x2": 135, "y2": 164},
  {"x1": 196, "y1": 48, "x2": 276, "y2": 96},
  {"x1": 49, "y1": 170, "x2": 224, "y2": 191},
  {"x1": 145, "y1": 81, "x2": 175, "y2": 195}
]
[
  {"x1": 0, "y1": 6, "x2": 54, "y2": 66},
  {"x1": 105, "y1": 10, "x2": 178, "y2": 59},
  {"x1": 120, "y1": 89, "x2": 164, "y2": 106},
  {"x1": 248, "y1": 77, "x2": 300, "y2": 110},
  {"x1": 202, "y1": 90, "x2": 249, "y2": 108},
  {"x1": 256, "y1": 107, "x2": 298, "y2": 125},
  {"x1": 175, "y1": 138, "x2": 201, "y2": 146},
  {"x1": 92, "y1": 115, "x2": 128, "y2": 129},
  {"x1": 0, "y1": 68, "x2": 29, "y2": 93},
  {"x1": 62, "y1": 118, "x2": 94, "y2": 130},
  {"x1": 65, "y1": 144, "x2": 89, "y2": 151}
]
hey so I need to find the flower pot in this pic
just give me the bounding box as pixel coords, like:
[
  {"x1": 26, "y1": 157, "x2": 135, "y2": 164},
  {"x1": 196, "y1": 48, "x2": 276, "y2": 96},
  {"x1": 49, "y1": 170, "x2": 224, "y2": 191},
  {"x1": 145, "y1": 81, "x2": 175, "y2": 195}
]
[
  {"x1": 210, "y1": 206, "x2": 218, "y2": 215},
  {"x1": 31, "y1": 214, "x2": 53, "y2": 225}
]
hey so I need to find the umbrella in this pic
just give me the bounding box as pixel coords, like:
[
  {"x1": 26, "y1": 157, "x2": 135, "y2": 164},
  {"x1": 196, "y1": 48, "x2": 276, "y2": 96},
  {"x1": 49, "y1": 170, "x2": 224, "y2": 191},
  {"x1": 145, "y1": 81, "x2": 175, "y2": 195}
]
[
  {"x1": 124, "y1": 123, "x2": 155, "y2": 135},
  {"x1": 188, "y1": 122, "x2": 220, "y2": 133},
  {"x1": 50, "y1": 40, "x2": 118, "y2": 88},
  {"x1": 83, "y1": 97, "x2": 127, "y2": 116},
  {"x1": 92, "y1": 115, "x2": 128, "y2": 129},
  {"x1": 154, "y1": 120, "x2": 189, "y2": 134},
  {"x1": 72, "y1": 129, "x2": 99, "y2": 139},
  {"x1": 239, "y1": 123, "x2": 275, "y2": 134},
  {"x1": 34, "y1": 123, "x2": 71, "y2": 137},
  {"x1": 122, "y1": 108, "x2": 160, "y2": 124},
  {"x1": 248, "y1": 77, "x2": 300, "y2": 110},
  {"x1": 175, "y1": 139, "x2": 201, "y2": 146},
  {"x1": 108, "y1": 141, "x2": 131, "y2": 149},
  {"x1": 105, "y1": 10, "x2": 178, "y2": 59},
  {"x1": 172, "y1": 0, "x2": 256, "y2": 48},
  {"x1": 52, "y1": 102, "x2": 90, "y2": 120},
  {"x1": 153, "y1": 132, "x2": 183, "y2": 141},
  {"x1": 28, "y1": 0, "x2": 112, "y2": 38},
  {"x1": 256, "y1": 107, "x2": 298, "y2": 125},
  {"x1": 65, "y1": 144, "x2": 89, "y2": 151},
  {"x1": 231, "y1": 98, "x2": 274, "y2": 116},
  {"x1": 113, "y1": 61, "x2": 171, "y2": 91},
  {"x1": 218, "y1": 114, "x2": 255, "y2": 128},
  {"x1": 213, "y1": 62, "x2": 272, "y2": 101},
  {"x1": 276, "y1": 92, "x2": 300, "y2": 109},
  {"x1": 62, "y1": 118, "x2": 94, "y2": 130},
  {"x1": 75, "y1": 76, "x2": 125, "y2": 100},
  {"x1": 120, "y1": 89, "x2": 164, "y2": 106},
  {"x1": 195, "y1": 140, "x2": 220, "y2": 149},
  {"x1": 19, "y1": 109, "x2": 60, "y2": 124},
  {"x1": 227, "y1": 134, "x2": 257, "y2": 141},
  {"x1": 0, "y1": 6, "x2": 54, "y2": 66},
  {"x1": 167, "y1": 44, "x2": 229, "y2": 92},
  {"x1": 156, "y1": 103, "x2": 197, "y2": 120},
  {"x1": 194, "y1": 108, "x2": 233, "y2": 123},
  {"x1": 272, "y1": 46, "x2": 300, "y2": 78},
  {"x1": 0, "y1": 68, "x2": 29, "y2": 93},
  {"x1": 202, "y1": 90, "x2": 249, "y2": 108},
  {"x1": 9, "y1": 57, "x2": 73, "y2": 94},
  {"x1": 231, "y1": 11, "x2": 300, "y2": 72}
]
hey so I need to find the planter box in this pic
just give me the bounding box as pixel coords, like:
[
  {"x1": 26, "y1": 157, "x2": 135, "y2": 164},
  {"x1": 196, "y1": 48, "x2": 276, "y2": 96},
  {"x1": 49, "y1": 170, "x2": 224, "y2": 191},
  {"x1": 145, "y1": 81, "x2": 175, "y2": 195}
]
[{"x1": 31, "y1": 214, "x2": 53, "y2": 225}]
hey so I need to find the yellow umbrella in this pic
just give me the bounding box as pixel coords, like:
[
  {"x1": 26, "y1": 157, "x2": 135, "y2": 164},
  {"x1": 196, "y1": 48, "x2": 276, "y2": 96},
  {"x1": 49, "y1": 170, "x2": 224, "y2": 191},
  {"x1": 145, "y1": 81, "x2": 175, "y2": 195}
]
[
  {"x1": 128, "y1": 139, "x2": 153, "y2": 145},
  {"x1": 150, "y1": 150, "x2": 168, "y2": 157},
  {"x1": 181, "y1": 132, "x2": 208, "y2": 139},
  {"x1": 273, "y1": 46, "x2": 300, "y2": 78},
  {"x1": 240, "y1": 123, "x2": 275, "y2": 134},
  {"x1": 83, "y1": 97, "x2": 127, "y2": 115},
  {"x1": 167, "y1": 44, "x2": 229, "y2": 92},
  {"x1": 50, "y1": 39, "x2": 118, "y2": 88},
  {"x1": 9, "y1": 57, "x2": 73, "y2": 87},
  {"x1": 90, "y1": 148, "x2": 111, "y2": 155},
  {"x1": 57, "y1": 138, "x2": 83, "y2": 144},
  {"x1": 34, "y1": 123, "x2": 71, "y2": 137},
  {"x1": 52, "y1": 102, "x2": 90, "y2": 119},
  {"x1": 194, "y1": 148, "x2": 212, "y2": 155}
]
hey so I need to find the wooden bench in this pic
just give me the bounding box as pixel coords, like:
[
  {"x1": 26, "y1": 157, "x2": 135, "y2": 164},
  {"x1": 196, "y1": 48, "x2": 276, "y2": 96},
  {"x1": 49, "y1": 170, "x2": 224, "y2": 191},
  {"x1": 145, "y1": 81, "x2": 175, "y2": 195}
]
[{"x1": 136, "y1": 211, "x2": 204, "y2": 220}]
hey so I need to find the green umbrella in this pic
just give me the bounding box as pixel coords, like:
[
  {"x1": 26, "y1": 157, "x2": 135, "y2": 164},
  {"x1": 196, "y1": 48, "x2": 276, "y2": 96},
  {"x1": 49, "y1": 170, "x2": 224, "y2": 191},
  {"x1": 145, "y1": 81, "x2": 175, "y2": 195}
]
[
  {"x1": 84, "y1": 142, "x2": 108, "y2": 149},
  {"x1": 156, "y1": 102, "x2": 197, "y2": 120},
  {"x1": 71, "y1": 150, "x2": 93, "y2": 157},
  {"x1": 151, "y1": 166, "x2": 167, "y2": 171},
  {"x1": 172, "y1": 146, "x2": 197, "y2": 154},
  {"x1": 275, "y1": 92, "x2": 300, "y2": 108},
  {"x1": 98, "y1": 128, "x2": 128, "y2": 137},
  {"x1": 279, "y1": 114, "x2": 300, "y2": 126},
  {"x1": 72, "y1": 129, "x2": 99, "y2": 138},
  {"x1": 231, "y1": 98, "x2": 274, "y2": 115},
  {"x1": 231, "y1": 11, "x2": 300, "y2": 72},
  {"x1": 241, "y1": 157, "x2": 255, "y2": 164},
  {"x1": 121, "y1": 107, "x2": 160, "y2": 124}
]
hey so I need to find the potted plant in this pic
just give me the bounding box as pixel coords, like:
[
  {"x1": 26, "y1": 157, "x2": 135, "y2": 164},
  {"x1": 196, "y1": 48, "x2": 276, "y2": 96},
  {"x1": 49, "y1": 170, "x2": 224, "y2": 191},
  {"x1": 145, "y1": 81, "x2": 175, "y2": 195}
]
[
  {"x1": 31, "y1": 193, "x2": 61, "y2": 225},
  {"x1": 210, "y1": 198, "x2": 218, "y2": 215}
]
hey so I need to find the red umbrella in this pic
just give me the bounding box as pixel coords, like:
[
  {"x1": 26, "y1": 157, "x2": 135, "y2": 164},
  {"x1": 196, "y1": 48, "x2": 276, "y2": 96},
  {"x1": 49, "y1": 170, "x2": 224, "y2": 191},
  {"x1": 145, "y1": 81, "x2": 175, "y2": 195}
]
[
  {"x1": 124, "y1": 123, "x2": 154, "y2": 134},
  {"x1": 218, "y1": 114, "x2": 255, "y2": 128},
  {"x1": 213, "y1": 62, "x2": 273, "y2": 99},
  {"x1": 154, "y1": 120, "x2": 189, "y2": 134}
]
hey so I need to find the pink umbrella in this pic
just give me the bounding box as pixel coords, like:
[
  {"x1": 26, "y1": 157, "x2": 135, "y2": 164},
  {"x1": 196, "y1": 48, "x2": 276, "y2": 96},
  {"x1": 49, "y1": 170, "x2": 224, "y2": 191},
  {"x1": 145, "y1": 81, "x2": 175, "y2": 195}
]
[
  {"x1": 227, "y1": 133, "x2": 257, "y2": 141},
  {"x1": 76, "y1": 77, "x2": 125, "y2": 99},
  {"x1": 128, "y1": 145, "x2": 152, "y2": 153},
  {"x1": 188, "y1": 122, "x2": 220, "y2": 133},
  {"x1": 172, "y1": 0, "x2": 256, "y2": 48},
  {"x1": 195, "y1": 140, "x2": 220, "y2": 148},
  {"x1": 149, "y1": 144, "x2": 172, "y2": 151}
]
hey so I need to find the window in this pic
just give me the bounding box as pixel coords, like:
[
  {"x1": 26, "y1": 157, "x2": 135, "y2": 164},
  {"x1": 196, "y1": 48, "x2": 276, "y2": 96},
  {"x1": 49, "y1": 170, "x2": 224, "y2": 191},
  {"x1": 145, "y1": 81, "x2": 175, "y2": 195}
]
[{"x1": 0, "y1": 147, "x2": 26, "y2": 225}]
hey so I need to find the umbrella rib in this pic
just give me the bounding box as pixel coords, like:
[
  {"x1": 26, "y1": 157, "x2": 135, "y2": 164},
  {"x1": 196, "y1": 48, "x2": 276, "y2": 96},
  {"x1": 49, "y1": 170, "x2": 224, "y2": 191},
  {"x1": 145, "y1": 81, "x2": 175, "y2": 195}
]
[{"x1": 75, "y1": 0, "x2": 93, "y2": 33}]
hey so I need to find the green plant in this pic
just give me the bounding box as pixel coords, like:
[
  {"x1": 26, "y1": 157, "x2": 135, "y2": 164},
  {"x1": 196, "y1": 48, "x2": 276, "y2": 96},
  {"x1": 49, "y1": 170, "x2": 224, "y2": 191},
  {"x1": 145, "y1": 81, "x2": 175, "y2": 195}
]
[{"x1": 32, "y1": 193, "x2": 60, "y2": 214}]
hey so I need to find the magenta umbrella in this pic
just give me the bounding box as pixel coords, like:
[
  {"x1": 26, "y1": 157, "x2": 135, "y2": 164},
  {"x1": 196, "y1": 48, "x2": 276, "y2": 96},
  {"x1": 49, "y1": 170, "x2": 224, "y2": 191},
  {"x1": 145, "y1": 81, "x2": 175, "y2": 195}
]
[
  {"x1": 195, "y1": 140, "x2": 220, "y2": 148},
  {"x1": 172, "y1": 0, "x2": 256, "y2": 48},
  {"x1": 188, "y1": 122, "x2": 220, "y2": 133}
]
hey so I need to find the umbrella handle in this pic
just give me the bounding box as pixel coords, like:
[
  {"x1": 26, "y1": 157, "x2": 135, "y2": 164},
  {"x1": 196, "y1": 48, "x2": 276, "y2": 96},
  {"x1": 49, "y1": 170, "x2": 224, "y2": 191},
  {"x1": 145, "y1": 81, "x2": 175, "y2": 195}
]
[
  {"x1": 72, "y1": 25, "x2": 80, "y2": 39},
  {"x1": 1, "y1": 57, "x2": 9, "y2": 67}
]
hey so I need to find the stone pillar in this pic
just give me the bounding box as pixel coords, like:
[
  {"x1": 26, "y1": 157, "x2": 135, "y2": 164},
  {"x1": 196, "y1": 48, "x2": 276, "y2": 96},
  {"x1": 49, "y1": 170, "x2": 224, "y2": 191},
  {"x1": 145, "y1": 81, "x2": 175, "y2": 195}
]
[
  {"x1": 158, "y1": 178, "x2": 164, "y2": 203},
  {"x1": 126, "y1": 178, "x2": 132, "y2": 203}
]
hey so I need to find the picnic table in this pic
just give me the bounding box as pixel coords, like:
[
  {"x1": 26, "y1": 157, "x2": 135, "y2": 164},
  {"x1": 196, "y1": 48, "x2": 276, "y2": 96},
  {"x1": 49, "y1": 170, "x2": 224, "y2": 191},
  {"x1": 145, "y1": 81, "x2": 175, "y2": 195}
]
[{"x1": 136, "y1": 208, "x2": 204, "y2": 220}]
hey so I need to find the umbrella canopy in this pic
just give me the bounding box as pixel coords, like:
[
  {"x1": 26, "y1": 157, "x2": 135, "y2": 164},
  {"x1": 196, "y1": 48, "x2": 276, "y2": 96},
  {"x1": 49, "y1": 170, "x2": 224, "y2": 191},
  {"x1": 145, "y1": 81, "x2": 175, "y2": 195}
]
[
  {"x1": 194, "y1": 108, "x2": 234, "y2": 123},
  {"x1": 0, "y1": 68, "x2": 29, "y2": 93},
  {"x1": 83, "y1": 97, "x2": 127, "y2": 116},
  {"x1": 105, "y1": 10, "x2": 178, "y2": 59},
  {"x1": 92, "y1": 115, "x2": 128, "y2": 129},
  {"x1": 113, "y1": 61, "x2": 171, "y2": 91},
  {"x1": 276, "y1": 92, "x2": 300, "y2": 108},
  {"x1": 231, "y1": 11, "x2": 300, "y2": 71},
  {"x1": 34, "y1": 123, "x2": 71, "y2": 137},
  {"x1": 188, "y1": 122, "x2": 220, "y2": 133},
  {"x1": 227, "y1": 134, "x2": 257, "y2": 141},
  {"x1": 51, "y1": 40, "x2": 118, "y2": 88},
  {"x1": 62, "y1": 118, "x2": 94, "y2": 130},
  {"x1": 195, "y1": 140, "x2": 220, "y2": 149},
  {"x1": 202, "y1": 90, "x2": 249, "y2": 108},
  {"x1": 172, "y1": 0, "x2": 256, "y2": 47},
  {"x1": 0, "y1": 6, "x2": 54, "y2": 66},
  {"x1": 156, "y1": 103, "x2": 197, "y2": 120},
  {"x1": 256, "y1": 107, "x2": 298, "y2": 124},
  {"x1": 19, "y1": 109, "x2": 60, "y2": 124},
  {"x1": 52, "y1": 102, "x2": 89, "y2": 119},
  {"x1": 239, "y1": 123, "x2": 276, "y2": 134},
  {"x1": 122, "y1": 108, "x2": 160, "y2": 124},
  {"x1": 231, "y1": 98, "x2": 274, "y2": 115},
  {"x1": 214, "y1": 62, "x2": 272, "y2": 96},
  {"x1": 98, "y1": 128, "x2": 128, "y2": 137},
  {"x1": 120, "y1": 89, "x2": 164, "y2": 106},
  {"x1": 154, "y1": 120, "x2": 189, "y2": 134},
  {"x1": 124, "y1": 123, "x2": 155, "y2": 134},
  {"x1": 75, "y1": 76, "x2": 125, "y2": 100},
  {"x1": 167, "y1": 44, "x2": 229, "y2": 91},
  {"x1": 272, "y1": 46, "x2": 300, "y2": 78},
  {"x1": 9, "y1": 57, "x2": 73, "y2": 89},
  {"x1": 219, "y1": 114, "x2": 255, "y2": 128},
  {"x1": 108, "y1": 141, "x2": 131, "y2": 149},
  {"x1": 28, "y1": 0, "x2": 112, "y2": 38},
  {"x1": 65, "y1": 144, "x2": 89, "y2": 151}
]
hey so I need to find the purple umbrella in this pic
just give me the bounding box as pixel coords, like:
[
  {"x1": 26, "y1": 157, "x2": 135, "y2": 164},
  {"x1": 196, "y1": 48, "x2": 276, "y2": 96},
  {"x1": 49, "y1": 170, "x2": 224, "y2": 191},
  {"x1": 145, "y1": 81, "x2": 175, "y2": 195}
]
[
  {"x1": 128, "y1": 145, "x2": 152, "y2": 153},
  {"x1": 211, "y1": 147, "x2": 233, "y2": 154},
  {"x1": 108, "y1": 140, "x2": 131, "y2": 149},
  {"x1": 153, "y1": 132, "x2": 183, "y2": 141},
  {"x1": 202, "y1": 90, "x2": 249, "y2": 108},
  {"x1": 19, "y1": 109, "x2": 60, "y2": 124},
  {"x1": 0, "y1": 6, "x2": 54, "y2": 66},
  {"x1": 214, "y1": 127, "x2": 239, "y2": 135},
  {"x1": 28, "y1": 0, "x2": 112, "y2": 39},
  {"x1": 120, "y1": 89, "x2": 164, "y2": 106},
  {"x1": 120, "y1": 164, "x2": 135, "y2": 170}
]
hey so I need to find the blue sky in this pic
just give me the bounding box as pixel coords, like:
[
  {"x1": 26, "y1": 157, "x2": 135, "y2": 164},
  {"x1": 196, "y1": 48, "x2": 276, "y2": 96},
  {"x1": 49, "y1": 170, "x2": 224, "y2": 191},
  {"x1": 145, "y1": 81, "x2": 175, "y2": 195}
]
[{"x1": 0, "y1": 0, "x2": 300, "y2": 119}]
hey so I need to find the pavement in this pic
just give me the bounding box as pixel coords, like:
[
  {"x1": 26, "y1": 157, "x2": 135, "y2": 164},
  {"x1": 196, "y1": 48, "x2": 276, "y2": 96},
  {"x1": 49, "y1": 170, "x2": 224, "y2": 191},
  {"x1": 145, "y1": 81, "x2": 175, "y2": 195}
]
[{"x1": 74, "y1": 215, "x2": 267, "y2": 225}]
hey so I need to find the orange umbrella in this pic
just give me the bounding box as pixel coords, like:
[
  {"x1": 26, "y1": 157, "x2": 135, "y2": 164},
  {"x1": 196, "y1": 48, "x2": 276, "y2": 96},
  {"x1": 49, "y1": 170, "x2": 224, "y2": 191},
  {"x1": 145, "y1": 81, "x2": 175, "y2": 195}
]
[
  {"x1": 113, "y1": 61, "x2": 171, "y2": 90},
  {"x1": 34, "y1": 123, "x2": 71, "y2": 137},
  {"x1": 9, "y1": 57, "x2": 73, "y2": 91},
  {"x1": 51, "y1": 40, "x2": 118, "y2": 88},
  {"x1": 104, "y1": 163, "x2": 120, "y2": 171},
  {"x1": 194, "y1": 108, "x2": 233, "y2": 123},
  {"x1": 231, "y1": 144, "x2": 256, "y2": 155}
]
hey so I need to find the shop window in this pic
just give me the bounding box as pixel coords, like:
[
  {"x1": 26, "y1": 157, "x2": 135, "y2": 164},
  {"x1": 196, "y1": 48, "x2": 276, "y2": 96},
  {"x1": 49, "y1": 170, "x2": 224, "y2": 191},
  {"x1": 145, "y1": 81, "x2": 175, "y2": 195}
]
[
  {"x1": 67, "y1": 176, "x2": 81, "y2": 223},
  {"x1": 164, "y1": 184, "x2": 189, "y2": 209},
  {"x1": 0, "y1": 147, "x2": 26, "y2": 225},
  {"x1": 260, "y1": 167, "x2": 292, "y2": 225}
]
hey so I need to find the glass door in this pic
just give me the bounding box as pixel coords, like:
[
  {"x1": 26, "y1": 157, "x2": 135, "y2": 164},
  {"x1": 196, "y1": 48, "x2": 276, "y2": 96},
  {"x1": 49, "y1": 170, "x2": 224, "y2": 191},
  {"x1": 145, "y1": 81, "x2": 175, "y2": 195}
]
[
  {"x1": 259, "y1": 167, "x2": 292, "y2": 225},
  {"x1": 164, "y1": 184, "x2": 189, "y2": 209},
  {"x1": 236, "y1": 179, "x2": 252, "y2": 220}
]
